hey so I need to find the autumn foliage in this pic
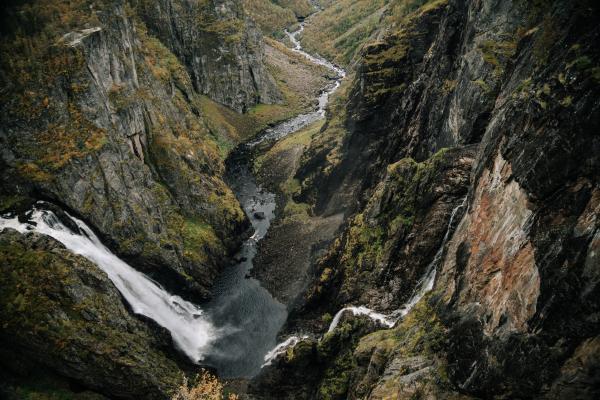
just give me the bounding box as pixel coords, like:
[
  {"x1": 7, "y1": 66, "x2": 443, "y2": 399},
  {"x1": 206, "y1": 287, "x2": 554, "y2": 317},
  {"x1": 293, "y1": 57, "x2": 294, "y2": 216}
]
[{"x1": 171, "y1": 370, "x2": 239, "y2": 400}]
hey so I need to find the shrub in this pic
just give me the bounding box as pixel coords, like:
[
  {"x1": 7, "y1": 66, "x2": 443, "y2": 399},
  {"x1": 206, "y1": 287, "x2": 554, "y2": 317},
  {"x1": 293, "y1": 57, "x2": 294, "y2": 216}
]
[{"x1": 171, "y1": 370, "x2": 238, "y2": 400}]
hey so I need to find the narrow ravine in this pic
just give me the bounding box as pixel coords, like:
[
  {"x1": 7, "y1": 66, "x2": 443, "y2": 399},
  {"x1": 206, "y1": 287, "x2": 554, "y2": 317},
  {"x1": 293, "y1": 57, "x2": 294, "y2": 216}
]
[
  {"x1": 192, "y1": 23, "x2": 346, "y2": 378},
  {"x1": 0, "y1": 22, "x2": 346, "y2": 380}
]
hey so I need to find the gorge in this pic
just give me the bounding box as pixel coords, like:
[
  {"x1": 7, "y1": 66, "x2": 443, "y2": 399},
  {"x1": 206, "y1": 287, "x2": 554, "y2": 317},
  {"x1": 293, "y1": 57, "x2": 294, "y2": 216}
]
[{"x1": 1, "y1": 0, "x2": 599, "y2": 400}]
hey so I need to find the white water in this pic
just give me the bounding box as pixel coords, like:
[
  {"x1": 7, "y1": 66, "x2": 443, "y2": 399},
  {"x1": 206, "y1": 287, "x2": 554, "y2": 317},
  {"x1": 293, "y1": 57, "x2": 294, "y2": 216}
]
[
  {"x1": 327, "y1": 305, "x2": 395, "y2": 333},
  {"x1": 247, "y1": 24, "x2": 346, "y2": 147},
  {"x1": 262, "y1": 335, "x2": 309, "y2": 367},
  {"x1": 0, "y1": 205, "x2": 216, "y2": 362},
  {"x1": 261, "y1": 197, "x2": 469, "y2": 365},
  {"x1": 393, "y1": 196, "x2": 468, "y2": 318}
]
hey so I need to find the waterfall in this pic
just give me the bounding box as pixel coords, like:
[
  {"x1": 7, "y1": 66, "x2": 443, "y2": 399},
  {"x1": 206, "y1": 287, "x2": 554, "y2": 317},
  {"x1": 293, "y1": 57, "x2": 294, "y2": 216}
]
[
  {"x1": 327, "y1": 306, "x2": 395, "y2": 333},
  {"x1": 262, "y1": 335, "x2": 309, "y2": 367},
  {"x1": 261, "y1": 197, "x2": 469, "y2": 366},
  {"x1": 0, "y1": 205, "x2": 216, "y2": 363},
  {"x1": 393, "y1": 196, "x2": 468, "y2": 317}
]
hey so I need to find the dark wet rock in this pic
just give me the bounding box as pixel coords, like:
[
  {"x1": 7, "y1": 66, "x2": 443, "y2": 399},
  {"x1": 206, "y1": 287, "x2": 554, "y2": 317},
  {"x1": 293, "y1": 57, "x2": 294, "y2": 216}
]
[
  {"x1": 255, "y1": 0, "x2": 600, "y2": 398},
  {"x1": 302, "y1": 145, "x2": 476, "y2": 316},
  {"x1": 0, "y1": 229, "x2": 183, "y2": 399},
  {"x1": 254, "y1": 211, "x2": 266, "y2": 220}
]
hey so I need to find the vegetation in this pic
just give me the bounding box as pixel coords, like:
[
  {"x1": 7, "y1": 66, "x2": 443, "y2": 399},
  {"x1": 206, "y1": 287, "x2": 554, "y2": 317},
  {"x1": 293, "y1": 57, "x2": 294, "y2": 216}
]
[
  {"x1": 171, "y1": 371, "x2": 238, "y2": 400},
  {"x1": 310, "y1": 148, "x2": 451, "y2": 299},
  {"x1": 300, "y1": 0, "x2": 447, "y2": 66},
  {"x1": 300, "y1": 0, "x2": 387, "y2": 66},
  {"x1": 242, "y1": 0, "x2": 314, "y2": 37},
  {"x1": 0, "y1": 233, "x2": 182, "y2": 398},
  {"x1": 243, "y1": 0, "x2": 299, "y2": 37}
]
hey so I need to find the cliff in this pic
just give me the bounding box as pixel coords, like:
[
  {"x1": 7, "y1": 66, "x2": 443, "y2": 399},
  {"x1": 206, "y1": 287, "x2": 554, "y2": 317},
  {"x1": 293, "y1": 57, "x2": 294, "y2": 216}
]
[
  {"x1": 0, "y1": 0, "x2": 282, "y2": 301},
  {"x1": 252, "y1": 0, "x2": 600, "y2": 398},
  {"x1": 0, "y1": 229, "x2": 182, "y2": 399},
  {"x1": 0, "y1": 0, "x2": 281, "y2": 396}
]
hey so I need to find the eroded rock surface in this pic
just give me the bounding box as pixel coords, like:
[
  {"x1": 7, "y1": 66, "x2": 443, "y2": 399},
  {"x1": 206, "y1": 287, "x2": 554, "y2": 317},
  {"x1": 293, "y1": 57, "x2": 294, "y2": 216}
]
[{"x1": 0, "y1": 229, "x2": 182, "y2": 399}]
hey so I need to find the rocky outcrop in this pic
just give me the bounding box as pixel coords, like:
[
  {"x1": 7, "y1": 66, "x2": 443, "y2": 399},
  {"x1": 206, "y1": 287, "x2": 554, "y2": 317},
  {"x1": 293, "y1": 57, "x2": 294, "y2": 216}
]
[
  {"x1": 136, "y1": 0, "x2": 281, "y2": 112},
  {"x1": 0, "y1": 229, "x2": 183, "y2": 399},
  {"x1": 303, "y1": 146, "x2": 476, "y2": 315},
  {"x1": 255, "y1": 0, "x2": 600, "y2": 398},
  {"x1": 0, "y1": 0, "x2": 272, "y2": 300}
]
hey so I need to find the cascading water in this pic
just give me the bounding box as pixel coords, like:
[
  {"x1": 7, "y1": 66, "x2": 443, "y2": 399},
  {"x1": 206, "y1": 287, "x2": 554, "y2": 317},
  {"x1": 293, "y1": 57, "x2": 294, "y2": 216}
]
[
  {"x1": 262, "y1": 198, "x2": 468, "y2": 366},
  {"x1": 262, "y1": 335, "x2": 309, "y2": 367},
  {"x1": 0, "y1": 21, "x2": 347, "y2": 378},
  {"x1": 0, "y1": 205, "x2": 216, "y2": 362},
  {"x1": 392, "y1": 196, "x2": 468, "y2": 318},
  {"x1": 327, "y1": 306, "x2": 395, "y2": 333}
]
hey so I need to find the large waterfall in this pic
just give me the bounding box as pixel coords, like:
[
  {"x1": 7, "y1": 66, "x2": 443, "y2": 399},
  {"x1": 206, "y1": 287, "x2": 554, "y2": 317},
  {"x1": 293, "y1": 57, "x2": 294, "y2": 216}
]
[{"x1": 0, "y1": 205, "x2": 216, "y2": 363}]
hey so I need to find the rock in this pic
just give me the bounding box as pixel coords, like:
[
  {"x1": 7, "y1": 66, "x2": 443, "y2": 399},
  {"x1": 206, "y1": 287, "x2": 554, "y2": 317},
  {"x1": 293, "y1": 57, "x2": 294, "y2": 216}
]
[
  {"x1": 254, "y1": 211, "x2": 266, "y2": 220},
  {"x1": 0, "y1": 0, "x2": 258, "y2": 302},
  {"x1": 0, "y1": 229, "x2": 183, "y2": 399},
  {"x1": 256, "y1": 0, "x2": 600, "y2": 398},
  {"x1": 136, "y1": 0, "x2": 282, "y2": 112}
]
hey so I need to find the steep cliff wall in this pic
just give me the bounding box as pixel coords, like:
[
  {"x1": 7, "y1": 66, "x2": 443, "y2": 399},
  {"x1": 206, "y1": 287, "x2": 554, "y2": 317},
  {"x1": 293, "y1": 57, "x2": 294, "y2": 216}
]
[
  {"x1": 0, "y1": 0, "x2": 281, "y2": 396},
  {"x1": 0, "y1": 0, "x2": 283, "y2": 300},
  {"x1": 0, "y1": 229, "x2": 182, "y2": 399},
  {"x1": 136, "y1": 0, "x2": 281, "y2": 112},
  {"x1": 254, "y1": 0, "x2": 600, "y2": 398}
]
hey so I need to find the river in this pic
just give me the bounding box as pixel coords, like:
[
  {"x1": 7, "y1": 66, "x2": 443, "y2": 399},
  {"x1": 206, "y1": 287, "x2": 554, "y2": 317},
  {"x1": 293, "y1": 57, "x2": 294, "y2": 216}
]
[
  {"x1": 201, "y1": 23, "x2": 345, "y2": 378},
  {"x1": 0, "y1": 22, "x2": 345, "y2": 379}
]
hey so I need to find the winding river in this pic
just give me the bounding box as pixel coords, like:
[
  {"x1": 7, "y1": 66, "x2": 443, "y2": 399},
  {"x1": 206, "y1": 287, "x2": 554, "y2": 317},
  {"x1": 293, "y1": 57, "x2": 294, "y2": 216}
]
[
  {"x1": 201, "y1": 23, "x2": 345, "y2": 377},
  {"x1": 0, "y1": 23, "x2": 345, "y2": 379},
  {"x1": 0, "y1": 20, "x2": 469, "y2": 380}
]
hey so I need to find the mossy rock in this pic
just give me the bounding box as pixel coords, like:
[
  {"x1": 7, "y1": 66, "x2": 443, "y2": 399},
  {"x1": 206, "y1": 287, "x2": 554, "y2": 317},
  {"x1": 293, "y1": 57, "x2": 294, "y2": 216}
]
[{"x1": 0, "y1": 230, "x2": 183, "y2": 399}]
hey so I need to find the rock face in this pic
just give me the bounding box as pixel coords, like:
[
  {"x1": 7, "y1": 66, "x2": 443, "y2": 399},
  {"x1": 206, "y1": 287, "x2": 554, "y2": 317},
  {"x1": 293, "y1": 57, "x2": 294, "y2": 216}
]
[
  {"x1": 0, "y1": 0, "x2": 283, "y2": 300},
  {"x1": 0, "y1": 0, "x2": 279, "y2": 397},
  {"x1": 304, "y1": 146, "x2": 476, "y2": 314},
  {"x1": 0, "y1": 229, "x2": 182, "y2": 399},
  {"x1": 137, "y1": 0, "x2": 281, "y2": 112},
  {"x1": 253, "y1": 0, "x2": 600, "y2": 398}
]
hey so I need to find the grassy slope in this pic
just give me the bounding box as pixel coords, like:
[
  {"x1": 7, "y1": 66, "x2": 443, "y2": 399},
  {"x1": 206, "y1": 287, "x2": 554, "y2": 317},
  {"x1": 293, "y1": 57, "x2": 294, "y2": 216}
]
[
  {"x1": 300, "y1": 0, "x2": 388, "y2": 66},
  {"x1": 243, "y1": 0, "x2": 315, "y2": 37},
  {"x1": 300, "y1": 0, "x2": 443, "y2": 66}
]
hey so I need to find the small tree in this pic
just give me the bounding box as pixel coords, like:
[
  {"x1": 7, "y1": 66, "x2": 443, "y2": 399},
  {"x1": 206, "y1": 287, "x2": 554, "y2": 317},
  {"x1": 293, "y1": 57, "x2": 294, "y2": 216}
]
[{"x1": 171, "y1": 370, "x2": 239, "y2": 400}]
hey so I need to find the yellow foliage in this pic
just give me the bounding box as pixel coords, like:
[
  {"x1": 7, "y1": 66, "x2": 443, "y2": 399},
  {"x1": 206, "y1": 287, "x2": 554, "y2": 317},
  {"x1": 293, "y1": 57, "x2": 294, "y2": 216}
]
[{"x1": 171, "y1": 371, "x2": 238, "y2": 400}]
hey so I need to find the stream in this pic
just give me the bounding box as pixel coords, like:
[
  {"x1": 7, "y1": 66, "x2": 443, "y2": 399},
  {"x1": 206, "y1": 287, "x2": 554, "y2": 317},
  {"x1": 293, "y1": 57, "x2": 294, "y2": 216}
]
[
  {"x1": 0, "y1": 22, "x2": 345, "y2": 379},
  {"x1": 0, "y1": 19, "x2": 467, "y2": 380},
  {"x1": 201, "y1": 23, "x2": 345, "y2": 377}
]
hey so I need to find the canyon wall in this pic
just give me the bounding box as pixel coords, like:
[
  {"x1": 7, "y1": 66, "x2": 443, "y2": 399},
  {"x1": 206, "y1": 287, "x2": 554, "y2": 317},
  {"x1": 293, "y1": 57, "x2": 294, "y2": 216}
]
[
  {"x1": 0, "y1": 0, "x2": 279, "y2": 397},
  {"x1": 253, "y1": 0, "x2": 600, "y2": 398}
]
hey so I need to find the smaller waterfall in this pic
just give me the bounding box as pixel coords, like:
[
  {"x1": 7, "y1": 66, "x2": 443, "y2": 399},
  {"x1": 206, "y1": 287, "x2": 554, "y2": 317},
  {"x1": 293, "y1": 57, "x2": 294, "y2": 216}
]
[
  {"x1": 0, "y1": 204, "x2": 216, "y2": 363},
  {"x1": 393, "y1": 196, "x2": 468, "y2": 318},
  {"x1": 327, "y1": 306, "x2": 395, "y2": 333},
  {"x1": 261, "y1": 197, "x2": 469, "y2": 366},
  {"x1": 262, "y1": 335, "x2": 309, "y2": 367}
]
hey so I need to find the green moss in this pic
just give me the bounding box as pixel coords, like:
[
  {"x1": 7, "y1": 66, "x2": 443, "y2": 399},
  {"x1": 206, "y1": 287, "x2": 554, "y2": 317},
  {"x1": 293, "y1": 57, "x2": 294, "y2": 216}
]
[
  {"x1": 317, "y1": 350, "x2": 357, "y2": 400},
  {"x1": 182, "y1": 218, "x2": 223, "y2": 264},
  {"x1": 322, "y1": 312, "x2": 333, "y2": 325},
  {"x1": 473, "y1": 78, "x2": 492, "y2": 94},
  {"x1": 314, "y1": 148, "x2": 451, "y2": 297},
  {"x1": 0, "y1": 233, "x2": 181, "y2": 396},
  {"x1": 479, "y1": 39, "x2": 517, "y2": 78},
  {"x1": 300, "y1": 0, "x2": 388, "y2": 65},
  {"x1": 243, "y1": 0, "x2": 298, "y2": 36}
]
